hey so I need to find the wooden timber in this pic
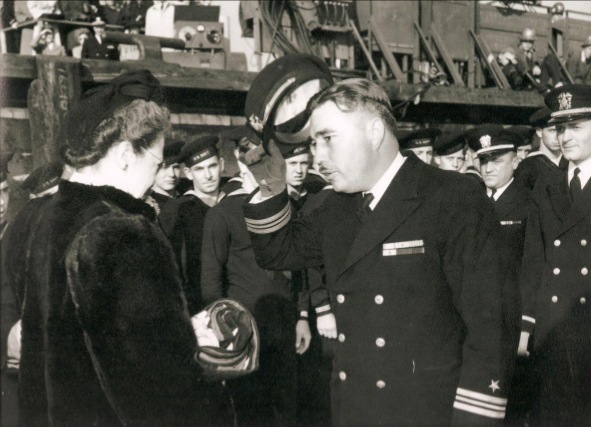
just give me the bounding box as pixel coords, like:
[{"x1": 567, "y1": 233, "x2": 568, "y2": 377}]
[{"x1": 1, "y1": 53, "x2": 544, "y2": 111}]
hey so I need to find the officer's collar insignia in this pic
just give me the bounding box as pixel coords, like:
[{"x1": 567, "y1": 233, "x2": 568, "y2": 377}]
[
  {"x1": 479, "y1": 135, "x2": 492, "y2": 148},
  {"x1": 558, "y1": 92, "x2": 572, "y2": 110},
  {"x1": 249, "y1": 114, "x2": 264, "y2": 132}
]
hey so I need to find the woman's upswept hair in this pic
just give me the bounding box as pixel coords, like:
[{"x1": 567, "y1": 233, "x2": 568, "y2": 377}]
[
  {"x1": 61, "y1": 100, "x2": 170, "y2": 168},
  {"x1": 309, "y1": 78, "x2": 397, "y2": 135}
]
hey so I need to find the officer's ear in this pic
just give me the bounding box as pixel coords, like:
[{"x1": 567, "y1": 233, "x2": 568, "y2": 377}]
[
  {"x1": 434, "y1": 156, "x2": 441, "y2": 166},
  {"x1": 511, "y1": 153, "x2": 520, "y2": 170},
  {"x1": 183, "y1": 166, "x2": 191, "y2": 177},
  {"x1": 535, "y1": 128, "x2": 543, "y2": 139},
  {"x1": 366, "y1": 116, "x2": 386, "y2": 151},
  {"x1": 219, "y1": 157, "x2": 225, "y2": 173}
]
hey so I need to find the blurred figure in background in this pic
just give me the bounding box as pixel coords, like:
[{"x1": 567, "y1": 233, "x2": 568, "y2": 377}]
[
  {"x1": 567, "y1": 35, "x2": 591, "y2": 85},
  {"x1": 31, "y1": 26, "x2": 65, "y2": 56},
  {"x1": 398, "y1": 128, "x2": 440, "y2": 165},
  {"x1": 433, "y1": 130, "x2": 466, "y2": 172}
]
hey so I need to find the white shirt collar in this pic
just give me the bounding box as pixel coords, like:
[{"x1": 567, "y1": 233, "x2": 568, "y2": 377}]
[
  {"x1": 569, "y1": 156, "x2": 591, "y2": 189},
  {"x1": 363, "y1": 152, "x2": 406, "y2": 210},
  {"x1": 487, "y1": 178, "x2": 514, "y2": 201}
]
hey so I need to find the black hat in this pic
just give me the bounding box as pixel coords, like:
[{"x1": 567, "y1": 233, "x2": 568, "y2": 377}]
[
  {"x1": 22, "y1": 161, "x2": 64, "y2": 196},
  {"x1": 276, "y1": 141, "x2": 310, "y2": 159},
  {"x1": 245, "y1": 54, "x2": 333, "y2": 149},
  {"x1": 399, "y1": 128, "x2": 441, "y2": 150},
  {"x1": 434, "y1": 130, "x2": 466, "y2": 156},
  {"x1": 222, "y1": 126, "x2": 262, "y2": 145},
  {"x1": 62, "y1": 70, "x2": 164, "y2": 163},
  {"x1": 506, "y1": 125, "x2": 536, "y2": 147},
  {"x1": 545, "y1": 84, "x2": 591, "y2": 124},
  {"x1": 0, "y1": 153, "x2": 13, "y2": 184},
  {"x1": 181, "y1": 135, "x2": 219, "y2": 168},
  {"x1": 529, "y1": 107, "x2": 553, "y2": 128},
  {"x1": 465, "y1": 127, "x2": 523, "y2": 158},
  {"x1": 163, "y1": 139, "x2": 184, "y2": 166}
]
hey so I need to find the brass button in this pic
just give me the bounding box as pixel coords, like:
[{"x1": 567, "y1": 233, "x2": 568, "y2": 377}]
[
  {"x1": 376, "y1": 338, "x2": 385, "y2": 347},
  {"x1": 582, "y1": 239, "x2": 588, "y2": 247},
  {"x1": 337, "y1": 294, "x2": 345, "y2": 304},
  {"x1": 554, "y1": 239, "x2": 561, "y2": 247},
  {"x1": 581, "y1": 297, "x2": 587, "y2": 305},
  {"x1": 376, "y1": 380, "x2": 386, "y2": 389},
  {"x1": 553, "y1": 268, "x2": 560, "y2": 275},
  {"x1": 338, "y1": 333, "x2": 345, "y2": 343},
  {"x1": 375, "y1": 295, "x2": 384, "y2": 305},
  {"x1": 582, "y1": 268, "x2": 589, "y2": 276},
  {"x1": 552, "y1": 296, "x2": 558, "y2": 303},
  {"x1": 339, "y1": 371, "x2": 347, "y2": 381}
]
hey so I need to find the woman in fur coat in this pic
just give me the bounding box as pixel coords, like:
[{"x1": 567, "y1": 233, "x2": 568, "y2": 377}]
[{"x1": 17, "y1": 70, "x2": 232, "y2": 427}]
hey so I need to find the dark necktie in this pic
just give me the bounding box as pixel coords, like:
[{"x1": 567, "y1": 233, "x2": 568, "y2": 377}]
[
  {"x1": 489, "y1": 189, "x2": 497, "y2": 200},
  {"x1": 358, "y1": 192, "x2": 374, "y2": 222},
  {"x1": 570, "y1": 167, "x2": 582, "y2": 202}
]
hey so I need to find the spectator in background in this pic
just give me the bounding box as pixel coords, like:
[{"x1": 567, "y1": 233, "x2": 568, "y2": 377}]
[
  {"x1": 145, "y1": 1, "x2": 175, "y2": 39},
  {"x1": 119, "y1": 0, "x2": 152, "y2": 29},
  {"x1": 58, "y1": 0, "x2": 94, "y2": 21},
  {"x1": 82, "y1": 17, "x2": 119, "y2": 60},
  {"x1": 567, "y1": 35, "x2": 591, "y2": 85},
  {"x1": 515, "y1": 28, "x2": 564, "y2": 92},
  {"x1": 98, "y1": 0, "x2": 121, "y2": 25},
  {"x1": 499, "y1": 47, "x2": 525, "y2": 90},
  {"x1": 71, "y1": 28, "x2": 90, "y2": 58},
  {"x1": 31, "y1": 26, "x2": 65, "y2": 56}
]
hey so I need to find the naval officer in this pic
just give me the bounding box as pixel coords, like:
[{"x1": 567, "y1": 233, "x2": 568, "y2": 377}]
[
  {"x1": 241, "y1": 78, "x2": 508, "y2": 426},
  {"x1": 518, "y1": 84, "x2": 591, "y2": 427}
]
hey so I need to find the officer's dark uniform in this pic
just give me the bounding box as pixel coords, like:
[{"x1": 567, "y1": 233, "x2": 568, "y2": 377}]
[
  {"x1": 514, "y1": 107, "x2": 569, "y2": 191},
  {"x1": 520, "y1": 84, "x2": 591, "y2": 427},
  {"x1": 243, "y1": 152, "x2": 508, "y2": 426},
  {"x1": 160, "y1": 136, "x2": 220, "y2": 316},
  {"x1": 81, "y1": 22, "x2": 118, "y2": 60}
]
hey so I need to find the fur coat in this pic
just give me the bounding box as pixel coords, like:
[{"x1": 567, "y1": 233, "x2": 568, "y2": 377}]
[{"x1": 18, "y1": 181, "x2": 231, "y2": 427}]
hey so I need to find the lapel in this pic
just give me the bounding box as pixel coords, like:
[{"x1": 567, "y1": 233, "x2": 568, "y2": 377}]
[
  {"x1": 555, "y1": 177, "x2": 591, "y2": 237},
  {"x1": 337, "y1": 156, "x2": 422, "y2": 279},
  {"x1": 494, "y1": 181, "x2": 521, "y2": 218},
  {"x1": 546, "y1": 173, "x2": 571, "y2": 223},
  {"x1": 324, "y1": 194, "x2": 362, "y2": 277}
]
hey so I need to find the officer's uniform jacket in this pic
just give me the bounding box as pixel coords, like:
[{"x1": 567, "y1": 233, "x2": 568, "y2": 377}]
[
  {"x1": 243, "y1": 154, "x2": 508, "y2": 426},
  {"x1": 514, "y1": 151, "x2": 568, "y2": 191},
  {"x1": 81, "y1": 34, "x2": 119, "y2": 60},
  {"x1": 491, "y1": 181, "x2": 533, "y2": 358},
  {"x1": 520, "y1": 169, "x2": 591, "y2": 344}
]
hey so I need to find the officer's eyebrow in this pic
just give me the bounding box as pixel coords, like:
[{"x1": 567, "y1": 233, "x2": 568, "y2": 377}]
[{"x1": 314, "y1": 128, "x2": 336, "y2": 138}]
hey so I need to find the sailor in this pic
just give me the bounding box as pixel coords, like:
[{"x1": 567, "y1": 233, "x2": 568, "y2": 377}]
[
  {"x1": 514, "y1": 107, "x2": 569, "y2": 191},
  {"x1": 433, "y1": 130, "x2": 466, "y2": 172},
  {"x1": 147, "y1": 138, "x2": 184, "y2": 212},
  {"x1": 506, "y1": 125, "x2": 536, "y2": 162},
  {"x1": 398, "y1": 128, "x2": 441, "y2": 165},
  {"x1": 160, "y1": 135, "x2": 224, "y2": 315}
]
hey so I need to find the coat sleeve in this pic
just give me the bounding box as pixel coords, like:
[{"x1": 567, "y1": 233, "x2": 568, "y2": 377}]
[
  {"x1": 65, "y1": 213, "x2": 227, "y2": 426},
  {"x1": 519, "y1": 184, "x2": 545, "y2": 335},
  {"x1": 200, "y1": 207, "x2": 229, "y2": 305},
  {"x1": 1, "y1": 226, "x2": 21, "y2": 370},
  {"x1": 242, "y1": 189, "x2": 325, "y2": 272},
  {"x1": 441, "y1": 185, "x2": 508, "y2": 426}
]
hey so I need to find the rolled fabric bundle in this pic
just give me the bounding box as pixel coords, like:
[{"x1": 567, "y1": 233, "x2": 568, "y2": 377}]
[{"x1": 191, "y1": 299, "x2": 259, "y2": 379}]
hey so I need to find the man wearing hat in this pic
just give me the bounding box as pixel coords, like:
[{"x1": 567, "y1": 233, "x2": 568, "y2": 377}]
[
  {"x1": 398, "y1": 128, "x2": 441, "y2": 165},
  {"x1": 242, "y1": 76, "x2": 508, "y2": 426},
  {"x1": 506, "y1": 125, "x2": 536, "y2": 162},
  {"x1": 21, "y1": 161, "x2": 65, "y2": 199},
  {"x1": 519, "y1": 84, "x2": 591, "y2": 427},
  {"x1": 566, "y1": 35, "x2": 591, "y2": 85},
  {"x1": 148, "y1": 138, "x2": 184, "y2": 212},
  {"x1": 201, "y1": 143, "x2": 307, "y2": 426},
  {"x1": 433, "y1": 130, "x2": 466, "y2": 172},
  {"x1": 161, "y1": 135, "x2": 224, "y2": 316},
  {"x1": 515, "y1": 28, "x2": 564, "y2": 91},
  {"x1": 514, "y1": 107, "x2": 569, "y2": 191},
  {"x1": 82, "y1": 17, "x2": 119, "y2": 60}
]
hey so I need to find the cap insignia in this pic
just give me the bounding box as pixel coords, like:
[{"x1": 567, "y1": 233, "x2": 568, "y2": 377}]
[
  {"x1": 249, "y1": 114, "x2": 263, "y2": 132},
  {"x1": 479, "y1": 135, "x2": 492, "y2": 148},
  {"x1": 558, "y1": 92, "x2": 572, "y2": 111}
]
